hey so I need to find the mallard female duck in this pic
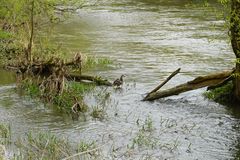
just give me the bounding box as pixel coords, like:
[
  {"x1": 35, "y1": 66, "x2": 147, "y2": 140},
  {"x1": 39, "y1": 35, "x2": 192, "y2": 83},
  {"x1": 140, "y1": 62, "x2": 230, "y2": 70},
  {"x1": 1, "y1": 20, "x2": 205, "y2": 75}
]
[{"x1": 113, "y1": 75, "x2": 126, "y2": 88}]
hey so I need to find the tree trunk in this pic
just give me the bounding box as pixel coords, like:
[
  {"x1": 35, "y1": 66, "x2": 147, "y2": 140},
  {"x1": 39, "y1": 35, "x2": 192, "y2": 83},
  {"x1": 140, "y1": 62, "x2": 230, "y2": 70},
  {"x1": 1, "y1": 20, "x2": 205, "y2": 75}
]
[{"x1": 231, "y1": 0, "x2": 240, "y2": 101}]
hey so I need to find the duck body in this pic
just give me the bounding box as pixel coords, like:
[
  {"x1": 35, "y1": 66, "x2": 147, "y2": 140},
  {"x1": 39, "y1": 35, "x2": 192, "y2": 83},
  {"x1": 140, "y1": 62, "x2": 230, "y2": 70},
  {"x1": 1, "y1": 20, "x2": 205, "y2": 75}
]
[{"x1": 113, "y1": 75, "x2": 125, "y2": 88}]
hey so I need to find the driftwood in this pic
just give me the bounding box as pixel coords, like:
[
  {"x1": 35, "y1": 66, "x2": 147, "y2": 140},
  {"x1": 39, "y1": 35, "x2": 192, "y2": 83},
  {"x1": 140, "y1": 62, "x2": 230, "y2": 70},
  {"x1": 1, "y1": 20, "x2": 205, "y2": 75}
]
[
  {"x1": 143, "y1": 70, "x2": 233, "y2": 101},
  {"x1": 66, "y1": 74, "x2": 112, "y2": 86},
  {"x1": 144, "y1": 68, "x2": 181, "y2": 100}
]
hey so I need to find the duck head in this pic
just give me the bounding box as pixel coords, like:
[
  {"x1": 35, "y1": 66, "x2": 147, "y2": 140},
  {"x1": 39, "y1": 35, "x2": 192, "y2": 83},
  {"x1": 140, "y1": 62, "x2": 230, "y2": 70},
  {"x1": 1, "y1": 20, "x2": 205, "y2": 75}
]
[{"x1": 120, "y1": 74, "x2": 126, "y2": 81}]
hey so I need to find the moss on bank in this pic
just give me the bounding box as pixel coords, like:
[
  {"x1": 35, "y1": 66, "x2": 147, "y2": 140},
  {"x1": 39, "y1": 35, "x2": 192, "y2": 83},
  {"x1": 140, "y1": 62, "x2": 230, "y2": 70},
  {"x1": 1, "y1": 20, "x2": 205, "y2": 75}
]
[{"x1": 204, "y1": 82, "x2": 235, "y2": 105}]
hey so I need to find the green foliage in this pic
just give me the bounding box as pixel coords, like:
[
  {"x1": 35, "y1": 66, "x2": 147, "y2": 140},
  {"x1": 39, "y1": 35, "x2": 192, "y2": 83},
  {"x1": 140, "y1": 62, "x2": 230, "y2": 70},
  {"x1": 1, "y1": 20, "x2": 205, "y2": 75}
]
[
  {"x1": 0, "y1": 0, "x2": 83, "y2": 24},
  {"x1": 204, "y1": 82, "x2": 234, "y2": 104},
  {"x1": 0, "y1": 0, "x2": 84, "y2": 62}
]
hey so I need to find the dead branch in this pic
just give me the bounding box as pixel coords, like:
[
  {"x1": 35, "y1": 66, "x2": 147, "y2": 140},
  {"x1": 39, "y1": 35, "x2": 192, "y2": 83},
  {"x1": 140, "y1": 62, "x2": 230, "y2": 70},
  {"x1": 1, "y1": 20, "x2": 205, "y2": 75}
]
[
  {"x1": 143, "y1": 70, "x2": 233, "y2": 101},
  {"x1": 144, "y1": 68, "x2": 180, "y2": 100}
]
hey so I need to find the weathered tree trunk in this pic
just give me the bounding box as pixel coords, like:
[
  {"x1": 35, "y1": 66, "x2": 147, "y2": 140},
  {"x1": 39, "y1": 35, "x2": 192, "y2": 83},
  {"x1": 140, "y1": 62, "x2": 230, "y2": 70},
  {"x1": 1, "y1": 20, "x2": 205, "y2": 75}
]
[{"x1": 231, "y1": 0, "x2": 240, "y2": 101}]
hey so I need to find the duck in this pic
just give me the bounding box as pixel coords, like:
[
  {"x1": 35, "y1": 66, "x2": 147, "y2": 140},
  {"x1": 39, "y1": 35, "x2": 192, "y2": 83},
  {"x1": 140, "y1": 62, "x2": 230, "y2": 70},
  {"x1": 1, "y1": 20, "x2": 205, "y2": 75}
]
[{"x1": 113, "y1": 74, "x2": 126, "y2": 88}]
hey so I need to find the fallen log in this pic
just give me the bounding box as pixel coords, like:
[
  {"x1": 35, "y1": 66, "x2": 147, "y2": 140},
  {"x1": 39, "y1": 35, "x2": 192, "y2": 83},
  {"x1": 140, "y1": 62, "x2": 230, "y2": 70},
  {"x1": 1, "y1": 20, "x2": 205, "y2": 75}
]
[
  {"x1": 143, "y1": 70, "x2": 233, "y2": 101},
  {"x1": 66, "y1": 74, "x2": 112, "y2": 86}
]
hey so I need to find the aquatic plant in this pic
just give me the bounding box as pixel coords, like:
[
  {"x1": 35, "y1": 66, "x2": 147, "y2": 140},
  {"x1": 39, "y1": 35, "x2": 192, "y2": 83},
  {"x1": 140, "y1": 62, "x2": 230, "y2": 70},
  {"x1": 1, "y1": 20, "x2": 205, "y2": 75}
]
[
  {"x1": 77, "y1": 141, "x2": 96, "y2": 152},
  {"x1": 142, "y1": 116, "x2": 154, "y2": 132},
  {"x1": 90, "y1": 105, "x2": 106, "y2": 120},
  {"x1": 131, "y1": 116, "x2": 157, "y2": 149}
]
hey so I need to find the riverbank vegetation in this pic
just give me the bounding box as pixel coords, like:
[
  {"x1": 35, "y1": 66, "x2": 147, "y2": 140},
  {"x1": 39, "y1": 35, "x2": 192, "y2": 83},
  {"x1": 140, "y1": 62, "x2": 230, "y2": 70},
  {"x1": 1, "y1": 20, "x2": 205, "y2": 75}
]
[{"x1": 0, "y1": 0, "x2": 113, "y2": 118}]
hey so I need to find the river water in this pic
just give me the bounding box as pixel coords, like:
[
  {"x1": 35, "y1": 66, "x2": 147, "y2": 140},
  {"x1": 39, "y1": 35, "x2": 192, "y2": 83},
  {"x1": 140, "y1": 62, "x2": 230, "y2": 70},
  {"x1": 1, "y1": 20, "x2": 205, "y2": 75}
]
[{"x1": 1, "y1": 0, "x2": 240, "y2": 159}]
